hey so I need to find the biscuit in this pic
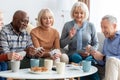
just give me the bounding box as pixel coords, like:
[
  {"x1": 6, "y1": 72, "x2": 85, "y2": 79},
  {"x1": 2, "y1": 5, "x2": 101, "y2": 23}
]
[{"x1": 31, "y1": 66, "x2": 48, "y2": 72}]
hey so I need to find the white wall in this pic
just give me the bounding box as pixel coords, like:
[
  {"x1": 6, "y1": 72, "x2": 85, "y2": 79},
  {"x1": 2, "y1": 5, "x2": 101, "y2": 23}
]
[
  {"x1": 0, "y1": 0, "x2": 77, "y2": 35},
  {"x1": 90, "y1": 0, "x2": 120, "y2": 32},
  {"x1": 2, "y1": 0, "x2": 120, "y2": 34}
]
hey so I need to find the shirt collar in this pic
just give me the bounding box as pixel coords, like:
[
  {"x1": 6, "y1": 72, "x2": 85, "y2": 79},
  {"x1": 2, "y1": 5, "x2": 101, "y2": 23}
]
[
  {"x1": 108, "y1": 31, "x2": 120, "y2": 40},
  {"x1": 73, "y1": 20, "x2": 87, "y2": 30}
]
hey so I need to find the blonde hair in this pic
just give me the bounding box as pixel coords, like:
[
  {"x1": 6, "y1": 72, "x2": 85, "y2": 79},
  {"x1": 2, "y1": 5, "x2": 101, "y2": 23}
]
[
  {"x1": 71, "y1": 2, "x2": 89, "y2": 21},
  {"x1": 37, "y1": 8, "x2": 54, "y2": 26}
]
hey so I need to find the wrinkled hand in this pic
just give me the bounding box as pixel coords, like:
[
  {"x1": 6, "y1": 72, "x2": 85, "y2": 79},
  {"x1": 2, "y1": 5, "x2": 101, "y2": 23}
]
[
  {"x1": 85, "y1": 45, "x2": 97, "y2": 56},
  {"x1": 25, "y1": 47, "x2": 36, "y2": 56},
  {"x1": 49, "y1": 49, "x2": 61, "y2": 60},
  {"x1": 86, "y1": 45, "x2": 92, "y2": 53},
  {"x1": 34, "y1": 47, "x2": 45, "y2": 58},
  {"x1": 51, "y1": 52, "x2": 61, "y2": 60},
  {"x1": 69, "y1": 27, "x2": 76, "y2": 39},
  {"x1": 7, "y1": 52, "x2": 23, "y2": 61},
  {"x1": 90, "y1": 50, "x2": 98, "y2": 56},
  {"x1": 89, "y1": 50, "x2": 104, "y2": 60}
]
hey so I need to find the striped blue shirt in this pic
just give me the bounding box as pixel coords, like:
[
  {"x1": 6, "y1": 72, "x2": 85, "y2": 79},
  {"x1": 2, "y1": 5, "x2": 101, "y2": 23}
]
[{"x1": 0, "y1": 23, "x2": 33, "y2": 53}]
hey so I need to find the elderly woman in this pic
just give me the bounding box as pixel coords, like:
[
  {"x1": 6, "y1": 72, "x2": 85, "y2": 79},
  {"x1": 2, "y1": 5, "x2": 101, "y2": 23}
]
[
  {"x1": 30, "y1": 8, "x2": 69, "y2": 66},
  {"x1": 60, "y1": 2, "x2": 99, "y2": 80}
]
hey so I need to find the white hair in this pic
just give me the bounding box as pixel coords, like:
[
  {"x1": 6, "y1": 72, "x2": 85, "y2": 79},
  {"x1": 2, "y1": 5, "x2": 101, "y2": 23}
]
[
  {"x1": 102, "y1": 15, "x2": 117, "y2": 24},
  {"x1": 70, "y1": 2, "x2": 89, "y2": 21}
]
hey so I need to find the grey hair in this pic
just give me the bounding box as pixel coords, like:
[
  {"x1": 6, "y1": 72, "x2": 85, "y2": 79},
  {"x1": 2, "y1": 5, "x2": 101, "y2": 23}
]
[
  {"x1": 102, "y1": 15, "x2": 117, "y2": 24},
  {"x1": 37, "y1": 8, "x2": 54, "y2": 26},
  {"x1": 70, "y1": 2, "x2": 89, "y2": 21}
]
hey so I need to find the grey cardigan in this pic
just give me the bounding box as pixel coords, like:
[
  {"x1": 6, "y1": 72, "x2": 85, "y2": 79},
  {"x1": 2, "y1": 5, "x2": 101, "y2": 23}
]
[{"x1": 60, "y1": 20, "x2": 99, "y2": 56}]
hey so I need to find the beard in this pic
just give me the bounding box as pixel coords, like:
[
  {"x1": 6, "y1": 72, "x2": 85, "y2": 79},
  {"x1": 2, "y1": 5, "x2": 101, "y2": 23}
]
[{"x1": 19, "y1": 28, "x2": 26, "y2": 33}]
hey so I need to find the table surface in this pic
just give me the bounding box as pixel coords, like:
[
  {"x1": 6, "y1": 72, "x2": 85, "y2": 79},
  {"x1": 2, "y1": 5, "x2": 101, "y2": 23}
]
[{"x1": 0, "y1": 65, "x2": 97, "y2": 79}]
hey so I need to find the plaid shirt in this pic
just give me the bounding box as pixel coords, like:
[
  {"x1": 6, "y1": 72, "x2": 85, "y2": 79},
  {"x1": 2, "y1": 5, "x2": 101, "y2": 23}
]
[{"x1": 0, "y1": 23, "x2": 33, "y2": 53}]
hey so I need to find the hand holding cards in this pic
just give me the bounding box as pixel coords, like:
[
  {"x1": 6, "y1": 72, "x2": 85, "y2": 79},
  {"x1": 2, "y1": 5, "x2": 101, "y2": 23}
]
[
  {"x1": 35, "y1": 47, "x2": 44, "y2": 53},
  {"x1": 35, "y1": 47, "x2": 45, "y2": 57},
  {"x1": 49, "y1": 49, "x2": 61, "y2": 60},
  {"x1": 49, "y1": 49, "x2": 61, "y2": 56}
]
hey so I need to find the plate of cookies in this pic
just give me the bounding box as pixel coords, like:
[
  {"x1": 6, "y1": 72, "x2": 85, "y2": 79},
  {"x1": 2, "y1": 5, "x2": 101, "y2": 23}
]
[{"x1": 29, "y1": 66, "x2": 48, "y2": 74}]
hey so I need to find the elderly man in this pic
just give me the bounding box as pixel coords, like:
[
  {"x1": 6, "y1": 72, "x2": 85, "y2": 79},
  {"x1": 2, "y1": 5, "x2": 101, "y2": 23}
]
[
  {"x1": 0, "y1": 10, "x2": 44, "y2": 76},
  {"x1": 0, "y1": 10, "x2": 25, "y2": 80},
  {"x1": 90, "y1": 15, "x2": 120, "y2": 80},
  {"x1": 0, "y1": 10, "x2": 23, "y2": 62}
]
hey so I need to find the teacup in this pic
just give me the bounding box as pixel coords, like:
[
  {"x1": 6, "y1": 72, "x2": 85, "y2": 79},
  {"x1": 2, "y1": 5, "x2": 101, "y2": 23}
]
[
  {"x1": 30, "y1": 59, "x2": 39, "y2": 67},
  {"x1": 11, "y1": 60, "x2": 20, "y2": 72},
  {"x1": 44, "y1": 59, "x2": 53, "y2": 71},
  {"x1": 82, "y1": 60, "x2": 91, "y2": 72},
  {"x1": 56, "y1": 62, "x2": 65, "y2": 74}
]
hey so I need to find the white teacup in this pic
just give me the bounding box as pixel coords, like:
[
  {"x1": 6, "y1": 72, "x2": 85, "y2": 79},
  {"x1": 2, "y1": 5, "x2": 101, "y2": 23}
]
[
  {"x1": 11, "y1": 60, "x2": 20, "y2": 72},
  {"x1": 56, "y1": 62, "x2": 65, "y2": 74},
  {"x1": 44, "y1": 59, "x2": 53, "y2": 71}
]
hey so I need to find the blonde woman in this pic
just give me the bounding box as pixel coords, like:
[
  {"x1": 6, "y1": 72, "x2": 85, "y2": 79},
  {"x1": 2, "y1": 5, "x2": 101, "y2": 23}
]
[
  {"x1": 60, "y1": 2, "x2": 99, "y2": 80},
  {"x1": 30, "y1": 8, "x2": 69, "y2": 66}
]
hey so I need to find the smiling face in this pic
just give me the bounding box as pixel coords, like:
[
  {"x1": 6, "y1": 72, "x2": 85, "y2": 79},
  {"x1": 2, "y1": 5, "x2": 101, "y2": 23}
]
[
  {"x1": 12, "y1": 10, "x2": 29, "y2": 33},
  {"x1": 41, "y1": 12, "x2": 54, "y2": 28},
  {"x1": 101, "y1": 19, "x2": 117, "y2": 39},
  {"x1": 73, "y1": 7, "x2": 86, "y2": 23},
  {"x1": 37, "y1": 9, "x2": 54, "y2": 28}
]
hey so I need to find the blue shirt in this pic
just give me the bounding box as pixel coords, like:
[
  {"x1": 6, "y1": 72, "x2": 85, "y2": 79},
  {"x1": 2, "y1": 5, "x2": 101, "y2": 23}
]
[{"x1": 103, "y1": 31, "x2": 120, "y2": 59}]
